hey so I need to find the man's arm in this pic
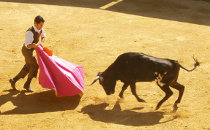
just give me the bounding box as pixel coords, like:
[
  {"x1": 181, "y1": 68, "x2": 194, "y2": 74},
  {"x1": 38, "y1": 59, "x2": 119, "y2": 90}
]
[
  {"x1": 41, "y1": 37, "x2": 45, "y2": 44},
  {"x1": 25, "y1": 31, "x2": 36, "y2": 49},
  {"x1": 25, "y1": 31, "x2": 46, "y2": 49},
  {"x1": 40, "y1": 28, "x2": 46, "y2": 45},
  {"x1": 27, "y1": 37, "x2": 45, "y2": 49}
]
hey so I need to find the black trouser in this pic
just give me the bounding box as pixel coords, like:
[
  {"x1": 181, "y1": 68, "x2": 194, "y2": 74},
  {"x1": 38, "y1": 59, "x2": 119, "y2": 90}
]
[{"x1": 15, "y1": 45, "x2": 39, "y2": 88}]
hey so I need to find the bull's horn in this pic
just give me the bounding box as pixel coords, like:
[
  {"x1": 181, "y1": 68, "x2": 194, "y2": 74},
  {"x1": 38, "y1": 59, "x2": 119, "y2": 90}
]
[{"x1": 90, "y1": 76, "x2": 100, "y2": 86}]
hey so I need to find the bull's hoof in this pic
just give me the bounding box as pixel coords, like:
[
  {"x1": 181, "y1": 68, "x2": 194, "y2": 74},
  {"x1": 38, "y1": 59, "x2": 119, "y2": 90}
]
[
  {"x1": 155, "y1": 105, "x2": 160, "y2": 110},
  {"x1": 119, "y1": 93, "x2": 124, "y2": 98},
  {"x1": 137, "y1": 98, "x2": 146, "y2": 102},
  {"x1": 9, "y1": 79, "x2": 17, "y2": 90},
  {"x1": 173, "y1": 103, "x2": 178, "y2": 112},
  {"x1": 24, "y1": 85, "x2": 34, "y2": 92}
]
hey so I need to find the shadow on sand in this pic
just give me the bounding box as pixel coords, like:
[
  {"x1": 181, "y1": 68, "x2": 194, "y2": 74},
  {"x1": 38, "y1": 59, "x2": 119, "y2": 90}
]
[
  {"x1": 81, "y1": 101, "x2": 176, "y2": 126},
  {"x1": 0, "y1": 90, "x2": 81, "y2": 114},
  {"x1": 0, "y1": 0, "x2": 210, "y2": 26}
]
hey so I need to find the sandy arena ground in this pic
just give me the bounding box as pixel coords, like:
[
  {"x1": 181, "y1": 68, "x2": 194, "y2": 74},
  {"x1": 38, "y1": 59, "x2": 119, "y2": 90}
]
[{"x1": 0, "y1": 0, "x2": 210, "y2": 129}]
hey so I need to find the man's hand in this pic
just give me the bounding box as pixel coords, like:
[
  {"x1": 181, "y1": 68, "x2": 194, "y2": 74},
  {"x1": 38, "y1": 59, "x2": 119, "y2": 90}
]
[
  {"x1": 27, "y1": 43, "x2": 37, "y2": 49},
  {"x1": 32, "y1": 43, "x2": 37, "y2": 48}
]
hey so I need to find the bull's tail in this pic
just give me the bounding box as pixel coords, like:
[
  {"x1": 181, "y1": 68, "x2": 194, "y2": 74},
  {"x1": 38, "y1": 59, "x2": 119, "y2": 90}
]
[{"x1": 179, "y1": 56, "x2": 200, "y2": 72}]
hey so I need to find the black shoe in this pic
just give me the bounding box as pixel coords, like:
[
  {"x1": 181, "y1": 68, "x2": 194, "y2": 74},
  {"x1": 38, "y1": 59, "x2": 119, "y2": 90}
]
[
  {"x1": 24, "y1": 85, "x2": 34, "y2": 92},
  {"x1": 9, "y1": 79, "x2": 17, "y2": 90}
]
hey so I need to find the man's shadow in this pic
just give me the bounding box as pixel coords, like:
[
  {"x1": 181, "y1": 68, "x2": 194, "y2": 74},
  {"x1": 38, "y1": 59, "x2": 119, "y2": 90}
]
[
  {"x1": 0, "y1": 89, "x2": 81, "y2": 114},
  {"x1": 81, "y1": 101, "x2": 176, "y2": 126}
]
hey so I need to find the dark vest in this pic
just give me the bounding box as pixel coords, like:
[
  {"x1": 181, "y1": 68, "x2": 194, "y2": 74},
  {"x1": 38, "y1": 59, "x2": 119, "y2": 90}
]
[{"x1": 26, "y1": 26, "x2": 42, "y2": 44}]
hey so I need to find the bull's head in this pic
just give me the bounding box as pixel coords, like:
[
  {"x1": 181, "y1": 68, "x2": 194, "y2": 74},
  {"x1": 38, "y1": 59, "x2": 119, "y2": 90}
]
[{"x1": 90, "y1": 72, "x2": 116, "y2": 95}]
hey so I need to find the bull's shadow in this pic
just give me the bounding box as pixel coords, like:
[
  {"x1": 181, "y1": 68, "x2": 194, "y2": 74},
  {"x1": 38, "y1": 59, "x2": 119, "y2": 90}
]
[
  {"x1": 81, "y1": 101, "x2": 176, "y2": 126},
  {"x1": 0, "y1": 90, "x2": 81, "y2": 115}
]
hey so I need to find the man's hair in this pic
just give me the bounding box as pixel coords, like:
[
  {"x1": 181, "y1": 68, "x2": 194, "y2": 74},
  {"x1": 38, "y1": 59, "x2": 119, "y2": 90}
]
[{"x1": 34, "y1": 15, "x2": 45, "y2": 24}]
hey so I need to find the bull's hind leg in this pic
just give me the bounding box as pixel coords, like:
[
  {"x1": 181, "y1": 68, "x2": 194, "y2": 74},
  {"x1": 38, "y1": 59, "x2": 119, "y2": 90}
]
[
  {"x1": 119, "y1": 83, "x2": 129, "y2": 98},
  {"x1": 130, "y1": 82, "x2": 145, "y2": 102},
  {"x1": 156, "y1": 84, "x2": 173, "y2": 110},
  {"x1": 170, "y1": 82, "x2": 185, "y2": 112}
]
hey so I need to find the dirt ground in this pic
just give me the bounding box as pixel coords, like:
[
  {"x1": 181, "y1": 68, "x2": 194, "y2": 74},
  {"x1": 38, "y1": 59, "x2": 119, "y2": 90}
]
[{"x1": 0, "y1": 0, "x2": 210, "y2": 129}]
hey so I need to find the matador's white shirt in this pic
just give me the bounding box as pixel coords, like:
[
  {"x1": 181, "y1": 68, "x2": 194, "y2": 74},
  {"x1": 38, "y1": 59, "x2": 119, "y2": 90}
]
[{"x1": 25, "y1": 25, "x2": 46, "y2": 46}]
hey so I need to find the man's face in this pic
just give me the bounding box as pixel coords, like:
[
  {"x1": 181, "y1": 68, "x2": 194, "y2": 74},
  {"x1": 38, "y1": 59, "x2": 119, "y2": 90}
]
[{"x1": 35, "y1": 22, "x2": 44, "y2": 30}]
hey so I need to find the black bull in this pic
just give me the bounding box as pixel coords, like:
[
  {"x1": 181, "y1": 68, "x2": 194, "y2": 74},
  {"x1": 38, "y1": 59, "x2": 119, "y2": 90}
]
[{"x1": 91, "y1": 52, "x2": 200, "y2": 111}]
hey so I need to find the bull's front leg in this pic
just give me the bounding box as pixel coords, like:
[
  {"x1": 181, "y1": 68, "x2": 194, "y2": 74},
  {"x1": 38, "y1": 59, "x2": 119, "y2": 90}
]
[
  {"x1": 119, "y1": 83, "x2": 129, "y2": 98},
  {"x1": 130, "y1": 82, "x2": 145, "y2": 102}
]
